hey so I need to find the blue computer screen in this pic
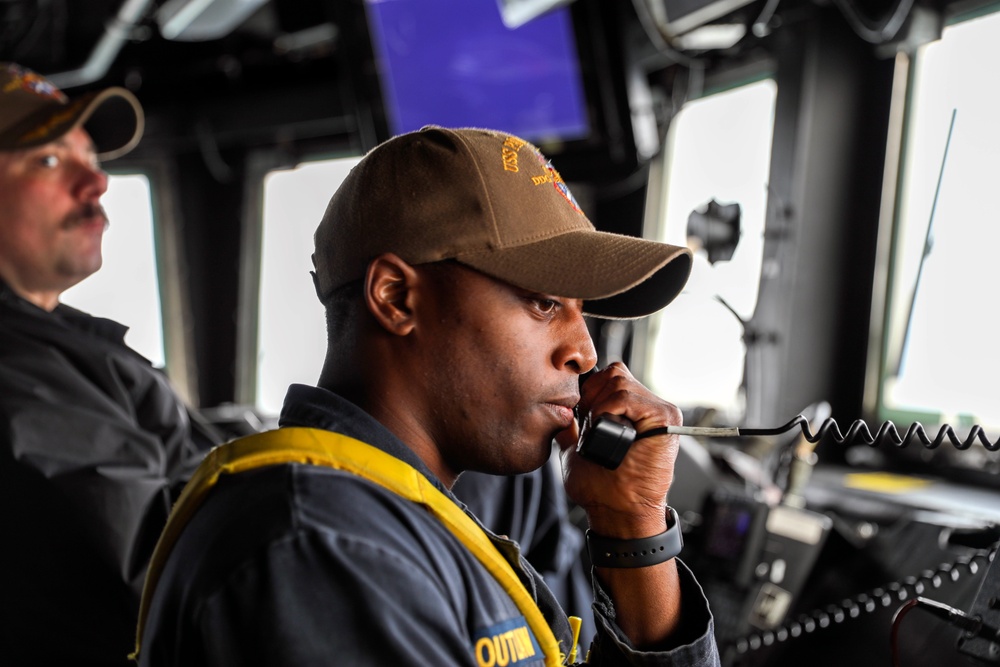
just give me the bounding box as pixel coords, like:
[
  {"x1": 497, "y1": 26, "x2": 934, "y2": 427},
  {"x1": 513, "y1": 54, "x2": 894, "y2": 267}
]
[{"x1": 364, "y1": 0, "x2": 590, "y2": 142}]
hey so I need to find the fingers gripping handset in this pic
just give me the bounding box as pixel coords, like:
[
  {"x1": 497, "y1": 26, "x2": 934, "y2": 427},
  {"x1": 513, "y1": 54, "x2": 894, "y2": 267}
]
[
  {"x1": 576, "y1": 412, "x2": 637, "y2": 470},
  {"x1": 574, "y1": 368, "x2": 673, "y2": 470}
]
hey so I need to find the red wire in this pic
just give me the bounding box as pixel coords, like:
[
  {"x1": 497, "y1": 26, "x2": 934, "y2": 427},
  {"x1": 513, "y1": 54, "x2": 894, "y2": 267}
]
[{"x1": 890, "y1": 598, "x2": 921, "y2": 667}]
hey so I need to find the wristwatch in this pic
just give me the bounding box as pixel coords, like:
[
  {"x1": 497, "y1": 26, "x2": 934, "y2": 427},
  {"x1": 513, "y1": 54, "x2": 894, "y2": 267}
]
[{"x1": 586, "y1": 507, "x2": 683, "y2": 568}]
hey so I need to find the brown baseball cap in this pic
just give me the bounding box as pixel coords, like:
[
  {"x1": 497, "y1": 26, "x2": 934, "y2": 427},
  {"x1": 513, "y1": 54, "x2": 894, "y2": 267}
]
[
  {"x1": 313, "y1": 126, "x2": 692, "y2": 319},
  {"x1": 0, "y1": 62, "x2": 143, "y2": 161}
]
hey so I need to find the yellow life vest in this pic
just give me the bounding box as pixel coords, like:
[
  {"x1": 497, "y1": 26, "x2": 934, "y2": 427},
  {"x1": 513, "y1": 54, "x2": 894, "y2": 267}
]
[{"x1": 133, "y1": 427, "x2": 578, "y2": 665}]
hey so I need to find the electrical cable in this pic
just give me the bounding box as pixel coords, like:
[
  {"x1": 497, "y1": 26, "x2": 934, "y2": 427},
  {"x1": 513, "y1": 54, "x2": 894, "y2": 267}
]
[
  {"x1": 890, "y1": 598, "x2": 921, "y2": 667},
  {"x1": 629, "y1": 0, "x2": 701, "y2": 68},
  {"x1": 729, "y1": 546, "x2": 996, "y2": 657},
  {"x1": 890, "y1": 595, "x2": 998, "y2": 667},
  {"x1": 830, "y1": 0, "x2": 916, "y2": 44},
  {"x1": 750, "y1": 0, "x2": 782, "y2": 37}
]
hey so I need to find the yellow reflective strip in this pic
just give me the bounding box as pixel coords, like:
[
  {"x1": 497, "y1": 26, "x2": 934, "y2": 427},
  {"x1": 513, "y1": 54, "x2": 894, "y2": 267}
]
[{"x1": 134, "y1": 428, "x2": 562, "y2": 666}]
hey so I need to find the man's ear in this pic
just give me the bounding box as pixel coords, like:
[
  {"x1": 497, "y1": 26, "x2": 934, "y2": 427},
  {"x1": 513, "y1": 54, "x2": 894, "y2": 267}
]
[{"x1": 364, "y1": 253, "x2": 418, "y2": 336}]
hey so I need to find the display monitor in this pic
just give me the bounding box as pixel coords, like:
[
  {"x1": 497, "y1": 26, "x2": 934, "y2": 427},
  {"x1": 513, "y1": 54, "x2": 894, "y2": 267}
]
[{"x1": 364, "y1": 0, "x2": 590, "y2": 145}]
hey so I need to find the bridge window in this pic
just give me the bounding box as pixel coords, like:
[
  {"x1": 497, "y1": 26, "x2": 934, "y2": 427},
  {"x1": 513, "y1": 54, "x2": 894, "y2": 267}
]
[
  {"x1": 877, "y1": 10, "x2": 1000, "y2": 430},
  {"x1": 254, "y1": 157, "x2": 362, "y2": 416},
  {"x1": 62, "y1": 173, "x2": 165, "y2": 368},
  {"x1": 640, "y1": 78, "x2": 777, "y2": 421}
]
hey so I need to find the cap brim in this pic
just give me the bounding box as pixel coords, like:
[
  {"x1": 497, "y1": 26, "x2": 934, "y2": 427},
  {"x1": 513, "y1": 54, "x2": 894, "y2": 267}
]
[
  {"x1": 77, "y1": 87, "x2": 144, "y2": 161},
  {"x1": 2, "y1": 87, "x2": 143, "y2": 161},
  {"x1": 456, "y1": 230, "x2": 693, "y2": 319}
]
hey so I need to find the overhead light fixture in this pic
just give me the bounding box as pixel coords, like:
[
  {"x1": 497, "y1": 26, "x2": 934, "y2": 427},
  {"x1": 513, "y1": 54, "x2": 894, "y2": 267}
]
[
  {"x1": 157, "y1": 0, "x2": 269, "y2": 41},
  {"x1": 673, "y1": 23, "x2": 747, "y2": 50},
  {"x1": 496, "y1": 0, "x2": 575, "y2": 29},
  {"x1": 273, "y1": 23, "x2": 338, "y2": 56}
]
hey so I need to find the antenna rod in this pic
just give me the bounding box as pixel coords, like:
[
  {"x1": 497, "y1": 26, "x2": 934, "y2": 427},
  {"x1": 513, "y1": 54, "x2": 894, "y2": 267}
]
[{"x1": 895, "y1": 107, "x2": 957, "y2": 377}]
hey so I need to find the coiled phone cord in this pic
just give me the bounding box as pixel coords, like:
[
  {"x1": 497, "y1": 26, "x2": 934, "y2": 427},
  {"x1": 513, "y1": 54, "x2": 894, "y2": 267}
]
[
  {"x1": 640, "y1": 415, "x2": 1000, "y2": 656},
  {"x1": 649, "y1": 416, "x2": 1000, "y2": 451},
  {"x1": 665, "y1": 415, "x2": 1000, "y2": 656},
  {"x1": 727, "y1": 546, "x2": 996, "y2": 657}
]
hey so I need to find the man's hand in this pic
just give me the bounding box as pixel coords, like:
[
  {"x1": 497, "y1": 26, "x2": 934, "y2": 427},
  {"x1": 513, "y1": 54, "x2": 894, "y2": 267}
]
[
  {"x1": 556, "y1": 362, "x2": 682, "y2": 538},
  {"x1": 554, "y1": 362, "x2": 685, "y2": 646}
]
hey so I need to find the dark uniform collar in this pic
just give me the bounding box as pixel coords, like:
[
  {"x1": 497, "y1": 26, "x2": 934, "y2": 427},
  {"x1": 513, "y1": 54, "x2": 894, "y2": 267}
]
[
  {"x1": 277, "y1": 383, "x2": 452, "y2": 497},
  {"x1": 0, "y1": 276, "x2": 130, "y2": 344}
]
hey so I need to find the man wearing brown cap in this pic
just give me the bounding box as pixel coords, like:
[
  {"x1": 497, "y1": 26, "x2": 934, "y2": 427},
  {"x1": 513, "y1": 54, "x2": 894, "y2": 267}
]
[
  {"x1": 134, "y1": 127, "x2": 719, "y2": 666},
  {"x1": 0, "y1": 63, "x2": 215, "y2": 666}
]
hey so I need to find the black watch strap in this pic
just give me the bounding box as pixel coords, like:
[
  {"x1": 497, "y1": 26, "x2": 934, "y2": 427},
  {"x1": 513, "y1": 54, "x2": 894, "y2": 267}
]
[{"x1": 586, "y1": 507, "x2": 683, "y2": 568}]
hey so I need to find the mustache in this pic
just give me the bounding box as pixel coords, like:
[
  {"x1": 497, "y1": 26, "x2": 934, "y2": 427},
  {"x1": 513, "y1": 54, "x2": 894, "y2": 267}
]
[{"x1": 64, "y1": 203, "x2": 109, "y2": 230}]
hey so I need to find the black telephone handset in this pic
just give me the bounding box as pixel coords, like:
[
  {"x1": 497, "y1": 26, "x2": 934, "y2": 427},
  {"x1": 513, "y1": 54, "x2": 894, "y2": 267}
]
[
  {"x1": 576, "y1": 413, "x2": 637, "y2": 470},
  {"x1": 574, "y1": 369, "x2": 658, "y2": 470},
  {"x1": 575, "y1": 370, "x2": 638, "y2": 469}
]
